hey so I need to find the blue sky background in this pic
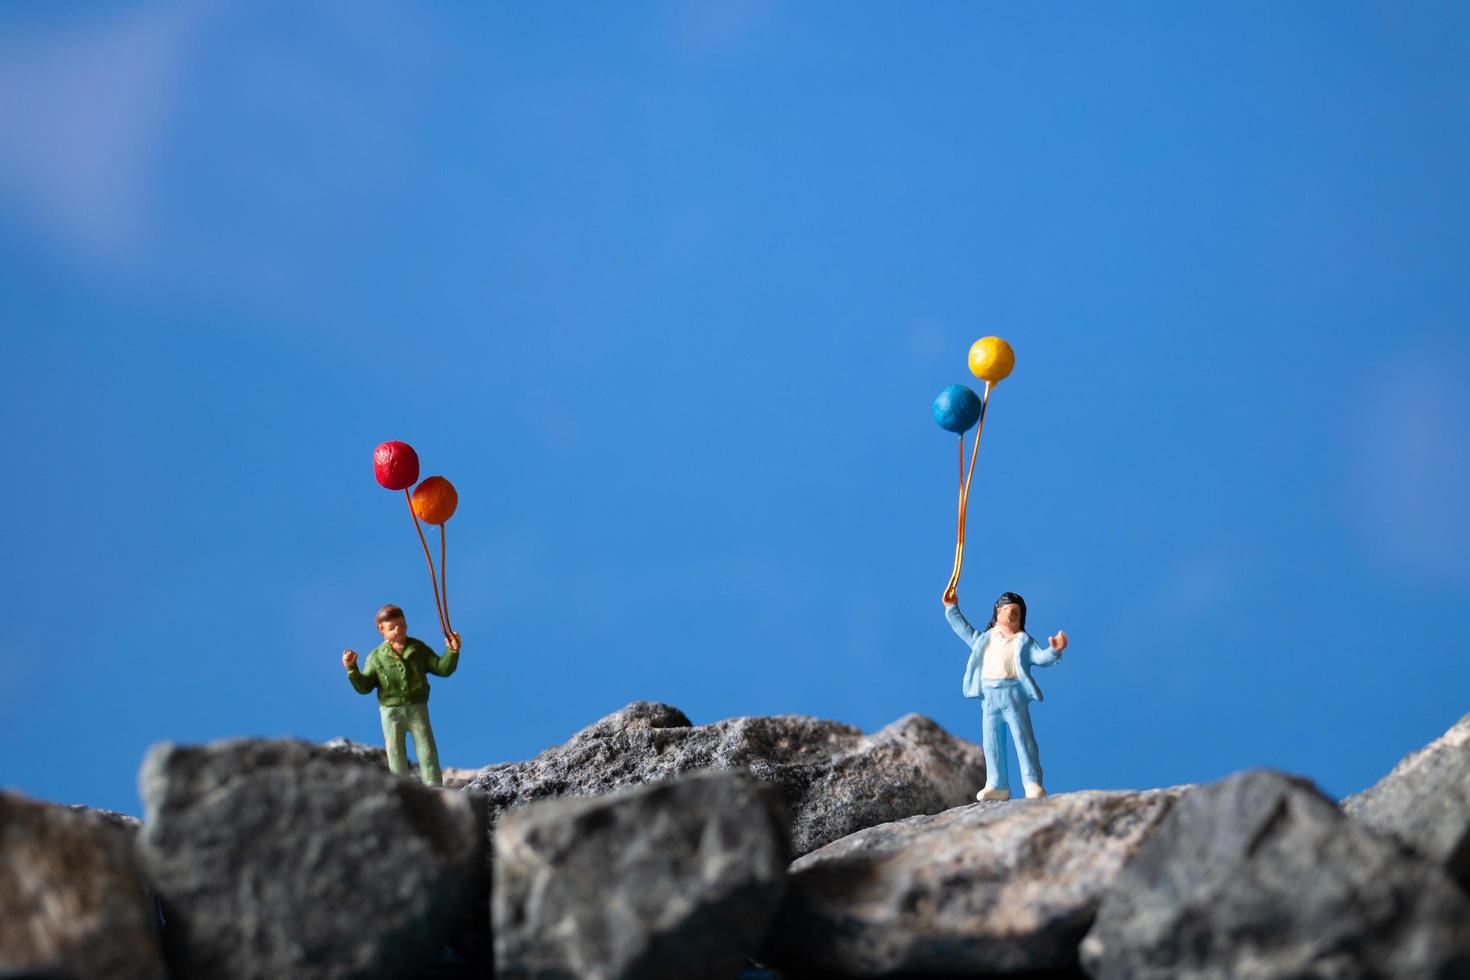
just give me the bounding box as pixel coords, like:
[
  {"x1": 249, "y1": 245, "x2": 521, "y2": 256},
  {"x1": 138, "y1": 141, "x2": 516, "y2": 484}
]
[{"x1": 3, "y1": 3, "x2": 1468, "y2": 816}]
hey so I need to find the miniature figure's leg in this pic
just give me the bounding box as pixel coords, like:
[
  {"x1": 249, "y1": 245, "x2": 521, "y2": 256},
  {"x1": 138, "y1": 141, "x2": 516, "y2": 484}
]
[
  {"x1": 405, "y1": 703, "x2": 442, "y2": 787},
  {"x1": 379, "y1": 705, "x2": 411, "y2": 776},
  {"x1": 1005, "y1": 694, "x2": 1044, "y2": 790},
  {"x1": 980, "y1": 693, "x2": 1010, "y2": 791}
]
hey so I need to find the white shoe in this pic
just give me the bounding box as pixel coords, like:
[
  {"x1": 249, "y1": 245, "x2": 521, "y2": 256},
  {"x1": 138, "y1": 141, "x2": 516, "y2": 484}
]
[
  {"x1": 976, "y1": 786, "x2": 1011, "y2": 802},
  {"x1": 1023, "y1": 782, "x2": 1047, "y2": 799}
]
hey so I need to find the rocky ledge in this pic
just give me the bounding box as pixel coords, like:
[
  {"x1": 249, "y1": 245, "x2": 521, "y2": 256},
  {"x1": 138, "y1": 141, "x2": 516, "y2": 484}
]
[
  {"x1": 462, "y1": 700, "x2": 986, "y2": 857},
  {"x1": 763, "y1": 787, "x2": 1184, "y2": 977},
  {"x1": 1082, "y1": 768, "x2": 1470, "y2": 979},
  {"x1": 1341, "y1": 711, "x2": 1470, "y2": 889},
  {"x1": 3, "y1": 705, "x2": 1470, "y2": 979}
]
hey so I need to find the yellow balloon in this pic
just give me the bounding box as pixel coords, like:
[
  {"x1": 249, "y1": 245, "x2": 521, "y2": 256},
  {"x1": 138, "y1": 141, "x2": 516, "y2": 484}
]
[{"x1": 968, "y1": 336, "x2": 1015, "y2": 384}]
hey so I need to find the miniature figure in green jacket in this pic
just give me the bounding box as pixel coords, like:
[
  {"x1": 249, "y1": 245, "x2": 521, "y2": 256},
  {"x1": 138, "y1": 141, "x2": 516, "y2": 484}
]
[{"x1": 341, "y1": 603, "x2": 461, "y2": 786}]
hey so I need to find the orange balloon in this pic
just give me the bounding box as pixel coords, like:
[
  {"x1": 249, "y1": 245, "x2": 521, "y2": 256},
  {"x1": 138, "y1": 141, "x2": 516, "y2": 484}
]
[{"x1": 411, "y1": 476, "x2": 458, "y2": 525}]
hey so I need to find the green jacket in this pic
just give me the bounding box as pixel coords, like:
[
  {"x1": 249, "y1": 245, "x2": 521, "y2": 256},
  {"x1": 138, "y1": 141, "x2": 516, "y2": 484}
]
[{"x1": 346, "y1": 637, "x2": 459, "y2": 707}]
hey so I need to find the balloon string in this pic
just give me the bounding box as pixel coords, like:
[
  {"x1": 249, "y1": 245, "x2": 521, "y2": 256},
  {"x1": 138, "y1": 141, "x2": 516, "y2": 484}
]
[
  {"x1": 944, "y1": 435, "x2": 966, "y2": 604},
  {"x1": 439, "y1": 523, "x2": 453, "y2": 636},
  {"x1": 406, "y1": 490, "x2": 449, "y2": 639},
  {"x1": 945, "y1": 382, "x2": 992, "y2": 601}
]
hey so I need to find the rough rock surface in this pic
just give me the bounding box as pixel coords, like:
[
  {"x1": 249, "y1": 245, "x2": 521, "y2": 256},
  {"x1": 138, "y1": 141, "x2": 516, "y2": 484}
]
[
  {"x1": 494, "y1": 769, "x2": 790, "y2": 980},
  {"x1": 1342, "y1": 711, "x2": 1470, "y2": 886},
  {"x1": 761, "y1": 788, "x2": 1181, "y2": 977},
  {"x1": 1080, "y1": 769, "x2": 1470, "y2": 980},
  {"x1": 464, "y1": 700, "x2": 984, "y2": 856},
  {"x1": 137, "y1": 738, "x2": 484, "y2": 980},
  {"x1": 0, "y1": 791, "x2": 167, "y2": 980},
  {"x1": 65, "y1": 803, "x2": 143, "y2": 834},
  {"x1": 323, "y1": 736, "x2": 477, "y2": 789},
  {"x1": 321, "y1": 737, "x2": 491, "y2": 964}
]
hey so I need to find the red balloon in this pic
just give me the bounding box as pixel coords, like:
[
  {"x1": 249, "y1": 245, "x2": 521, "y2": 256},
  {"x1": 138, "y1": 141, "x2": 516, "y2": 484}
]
[{"x1": 373, "y1": 441, "x2": 419, "y2": 491}]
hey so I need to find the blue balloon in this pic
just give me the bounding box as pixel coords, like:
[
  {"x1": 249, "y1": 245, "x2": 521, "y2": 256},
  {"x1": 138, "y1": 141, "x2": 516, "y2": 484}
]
[{"x1": 933, "y1": 384, "x2": 982, "y2": 433}]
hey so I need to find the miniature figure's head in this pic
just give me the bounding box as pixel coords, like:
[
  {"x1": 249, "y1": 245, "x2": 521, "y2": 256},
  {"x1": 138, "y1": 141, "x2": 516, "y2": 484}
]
[
  {"x1": 375, "y1": 603, "x2": 407, "y2": 645},
  {"x1": 987, "y1": 592, "x2": 1027, "y2": 633}
]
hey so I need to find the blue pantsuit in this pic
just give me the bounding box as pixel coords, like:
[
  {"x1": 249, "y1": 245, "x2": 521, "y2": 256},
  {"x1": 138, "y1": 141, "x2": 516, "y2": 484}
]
[
  {"x1": 980, "y1": 680, "x2": 1042, "y2": 791},
  {"x1": 946, "y1": 604, "x2": 1062, "y2": 793}
]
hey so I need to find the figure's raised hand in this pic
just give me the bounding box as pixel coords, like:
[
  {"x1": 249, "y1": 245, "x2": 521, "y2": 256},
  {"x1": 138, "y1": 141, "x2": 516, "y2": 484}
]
[
  {"x1": 1048, "y1": 630, "x2": 1068, "y2": 653},
  {"x1": 446, "y1": 631, "x2": 462, "y2": 653},
  {"x1": 342, "y1": 650, "x2": 358, "y2": 669},
  {"x1": 942, "y1": 586, "x2": 958, "y2": 607}
]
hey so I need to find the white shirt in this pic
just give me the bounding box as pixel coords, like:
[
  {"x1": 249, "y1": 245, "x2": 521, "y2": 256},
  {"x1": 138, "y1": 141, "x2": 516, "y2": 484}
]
[{"x1": 980, "y1": 630, "x2": 1022, "y2": 681}]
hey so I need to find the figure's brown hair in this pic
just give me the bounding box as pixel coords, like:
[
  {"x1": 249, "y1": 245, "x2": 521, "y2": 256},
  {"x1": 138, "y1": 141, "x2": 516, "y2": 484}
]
[{"x1": 375, "y1": 604, "x2": 405, "y2": 625}]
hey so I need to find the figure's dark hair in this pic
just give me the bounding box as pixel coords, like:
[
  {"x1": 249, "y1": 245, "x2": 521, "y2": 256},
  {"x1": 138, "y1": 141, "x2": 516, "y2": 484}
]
[
  {"x1": 986, "y1": 592, "x2": 1027, "y2": 630},
  {"x1": 375, "y1": 603, "x2": 405, "y2": 625}
]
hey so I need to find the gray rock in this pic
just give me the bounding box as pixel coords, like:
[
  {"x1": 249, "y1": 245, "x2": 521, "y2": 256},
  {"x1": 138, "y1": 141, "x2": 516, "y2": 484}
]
[
  {"x1": 137, "y1": 738, "x2": 484, "y2": 980},
  {"x1": 761, "y1": 788, "x2": 1182, "y2": 977},
  {"x1": 460, "y1": 701, "x2": 979, "y2": 965},
  {"x1": 0, "y1": 791, "x2": 167, "y2": 980},
  {"x1": 494, "y1": 769, "x2": 790, "y2": 980},
  {"x1": 464, "y1": 701, "x2": 985, "y2": 856},
  {"x1": 1080, "y1": 769, "x2": 1470, "y2": 980},
  {"x1": 1342, "y1": 711, "x2": 1470, "y2": 887},
  {"x1": 321, "y1": 735, "x2": 389, "y2": 766},
  {"x1": 64, "y1": 803, "x2": 143, "y2": 835},
  {"x1": 319, "y1": 738, "x2": 488, "y2": 964}
]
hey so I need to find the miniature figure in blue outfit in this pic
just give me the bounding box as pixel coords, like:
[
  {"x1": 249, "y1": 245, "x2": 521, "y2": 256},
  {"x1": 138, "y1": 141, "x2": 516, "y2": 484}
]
[{"x1": 944, "y1": 592, "x2": 1068, "y2": 801}]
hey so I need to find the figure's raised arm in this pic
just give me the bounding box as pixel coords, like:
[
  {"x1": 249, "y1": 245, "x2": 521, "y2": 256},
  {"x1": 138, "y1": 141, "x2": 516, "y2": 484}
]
[
  {"x1": 1029, "y1": 630, "x2": 1067, "y2": 668},
  {"x1": 428, "y1": 632, "x2": 461, "y2": 677},
  {"x1": 344, "y1": 649, "x2": 378, "y2": 694},
  {"x1": 944, "y1": 601, "x2": 982, "y2": 647}
]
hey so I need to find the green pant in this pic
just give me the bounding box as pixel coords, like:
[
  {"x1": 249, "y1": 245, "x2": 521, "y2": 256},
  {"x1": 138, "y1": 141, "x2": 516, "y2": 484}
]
[{"x1": 378, "y1": 702, "x2": 441, "y2": 786}]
